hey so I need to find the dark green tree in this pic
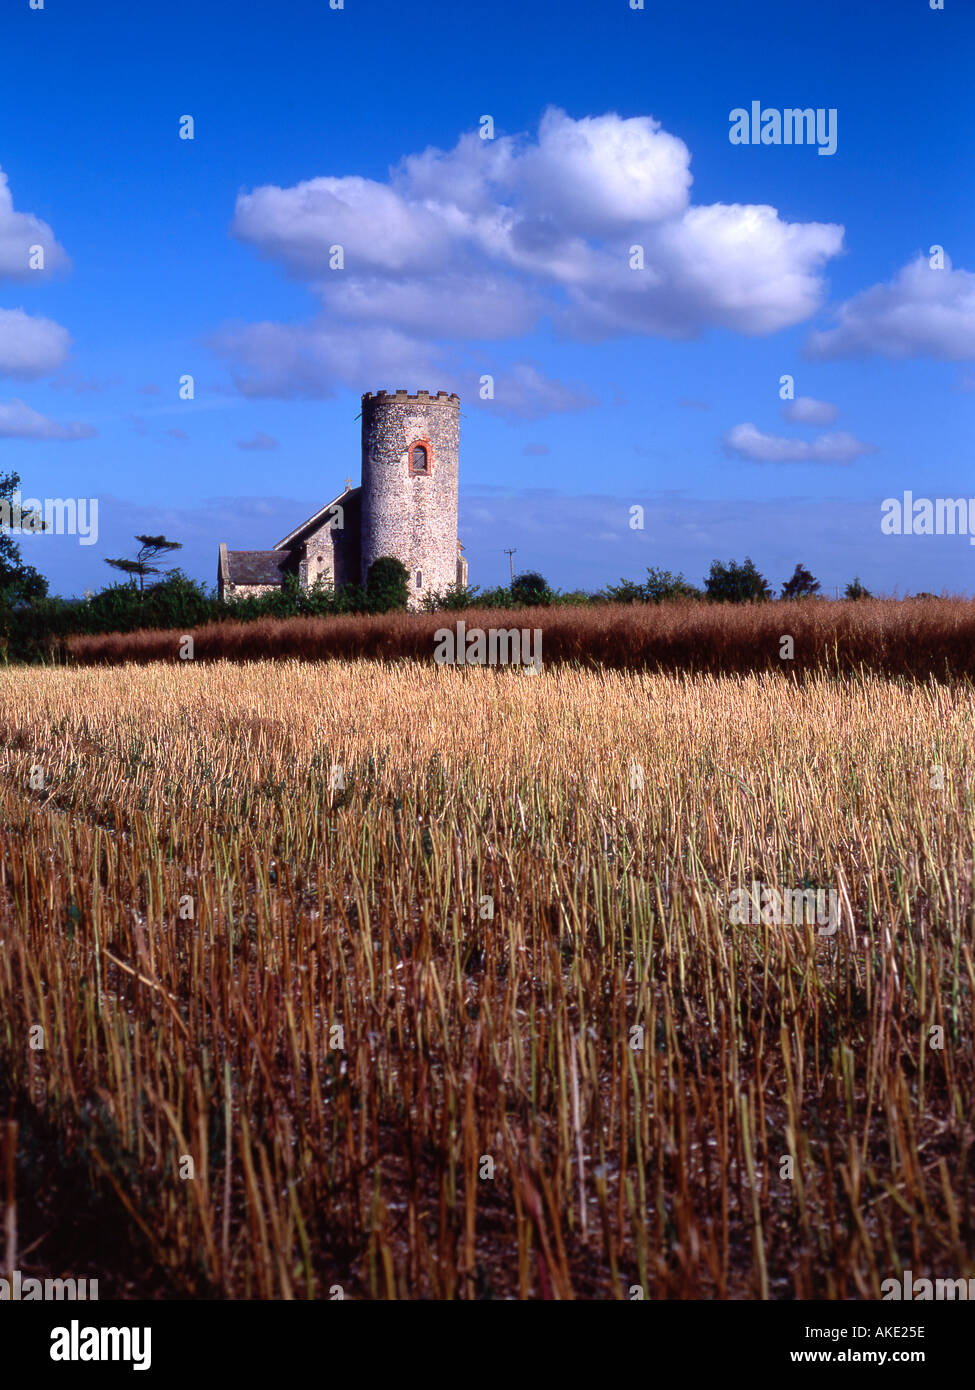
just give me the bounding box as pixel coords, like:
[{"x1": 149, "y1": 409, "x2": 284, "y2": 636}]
[
  {"x1": 843, "y1": 576, "x2": 872, "y2": 600},
  {"x1": 0, "y1": 471, "x2": 49, "y2": 604},
  {"x1": 780, "y1": 563, "x2": 822, "y2": 599},
  {"x1": 510, "y1": 571, "x2": 551, "y2": 606},
  {"x1": 366, "y1": 556, "x2": 410, "y2": 612},
  {"x1": 704, "y1": 557, "x2": 772, "y2": 603},
  {"x1": 104, "y1": 534, "x2": 183, "y2": 592}
]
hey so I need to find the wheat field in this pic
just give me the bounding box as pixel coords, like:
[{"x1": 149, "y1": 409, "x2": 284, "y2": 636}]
[{"x1": 0, "y1": 660, "x2": 972, "y2": 1298}]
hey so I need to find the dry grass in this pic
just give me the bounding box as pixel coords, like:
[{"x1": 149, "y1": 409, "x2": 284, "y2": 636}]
[
  {"x1": 0, "y1": 659, "x2": 972, "y2": 1298},
  {"x1": 64, "y1": 596, "x2": 975, "y2": 679}
]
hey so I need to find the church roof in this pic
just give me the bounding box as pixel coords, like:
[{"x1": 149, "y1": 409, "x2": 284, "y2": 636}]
[
  {"x1": 275, "y1": 485, "x2": 361, "y2": 551},
  {"x1": 223, "y1": 549, "x2": 293, "y2": 587}
]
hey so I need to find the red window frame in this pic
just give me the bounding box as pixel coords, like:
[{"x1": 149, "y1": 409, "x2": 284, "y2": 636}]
[{"x1": 408, "y1": 438, "x2": 432, "y2": 475}]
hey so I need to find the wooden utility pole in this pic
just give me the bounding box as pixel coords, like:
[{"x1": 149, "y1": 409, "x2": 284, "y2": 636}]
[{"x1": 504, "y1": 548, "x2": 517, "y2": 585}]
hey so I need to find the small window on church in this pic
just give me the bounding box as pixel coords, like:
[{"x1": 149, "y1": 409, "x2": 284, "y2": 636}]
[
  {"x1": 410, "y1": 443, "x2": 430, "y2": 475},
  {"x1": 416, "y1": 571, "x2": 422, "y2": 589}
]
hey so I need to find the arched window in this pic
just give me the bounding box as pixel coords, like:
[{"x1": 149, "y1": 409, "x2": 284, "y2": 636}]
[
  {"x1": 416, "y1": 571, "x2": 422, "y2": 589},
  {"x1": 409, "y1": 442, "x2": 430, "y2": 475}
]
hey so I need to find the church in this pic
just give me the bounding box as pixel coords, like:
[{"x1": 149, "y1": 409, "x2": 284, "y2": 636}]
[{"x1": 218, "y1": 389, "x2": 467, "y2": 606}]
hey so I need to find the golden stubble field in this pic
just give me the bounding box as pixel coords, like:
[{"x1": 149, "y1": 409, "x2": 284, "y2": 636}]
[{"x1": 0, "y1": 660, "x2": 972, "y2": 1299}]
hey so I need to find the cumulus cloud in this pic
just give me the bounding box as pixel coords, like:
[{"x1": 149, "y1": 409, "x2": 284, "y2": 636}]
[
  {"x1": 234, "y1": 177, "x2": 453, "y2": 277},
  {"x1": 567, "y1": 203, "x2": 842, "y2": 339},
  {"x1": 0, "y1": 306, "x2": 71, "y2": 377},
  {"x1": 0, "y1": 398, "x2": 96, "y2": 440},
  {"x1": 220, "y1": 108, "x2": 845, "y2": 412},
  {"x1": 805, "y1": 255, "x2": 975, "y2": 360},
  {"x1": 0, "y1": 169, "x2": 70, "y2": 280},
  {"x1": 781, "y1": 395, "x2": 838, "y2": 425},
  {"x1": 724, "y1": 422, "x2": 876, "y2": 464},
  {"x1": 502, "y1": 107, "x2": 692, "y2": 234},
  {"x1": 0, "y1": 173, "x2": 73, "y2": 390}
]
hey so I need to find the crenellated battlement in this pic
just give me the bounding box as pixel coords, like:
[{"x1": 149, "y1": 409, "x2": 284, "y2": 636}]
[{"x1": 362, "y1": 389, "x2": 459, "y2": 406}]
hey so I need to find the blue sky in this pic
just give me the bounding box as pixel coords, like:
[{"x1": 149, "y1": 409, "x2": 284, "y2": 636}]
[{"x1": 1, "y1": 0, "x2": 973, "y2": 598}]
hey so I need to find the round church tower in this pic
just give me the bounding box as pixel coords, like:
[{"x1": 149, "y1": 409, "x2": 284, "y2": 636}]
[{"x1": 360, "y1": 389, "x2": 460, "y2": 604}]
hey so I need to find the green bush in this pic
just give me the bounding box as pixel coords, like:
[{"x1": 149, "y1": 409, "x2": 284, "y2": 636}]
[
  {"x1": 366, "y1": 556, "x2": 410, "y2": 612},
  {"x1": 599, "y1": 576, "x2": 647, "y2": 604},
  {"x1": 475, "y1": 586, "x2": 516, "y2": 610},
  {"x1": 419, "y1": 582, "x2": 483, "y2": 612},
  {"x1": 510, "y1": 571, "x2": 552, "y2": 607},
  {"x1": 600, "y1": 567, "x2": 701, "y2": 604}
]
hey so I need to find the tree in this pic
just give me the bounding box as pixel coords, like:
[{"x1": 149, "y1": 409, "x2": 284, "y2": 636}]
[
  {"x1": 600, "y1": 576, "x2": 647, "y2": 604},
  {"x1": 704, "y1": 557, "x2": 772, "y2": 603},
  {"x1": 0, "y1": 471, "x2": 48, "y2": 605},
  {"x1": 510, "y1": 571, "x2": 551, "y2": 606},
  {"x1": 104, "y1": 534, "x2": 182, "y2": 592},
  {"x1": 780, "y1": 563, "x2": 822, "y2": 599},
  {"x1": 366, "y1": 556, "x2": 410, "y2": 612},
  {"x1": 602, "y1": 567, "x2": 701, "y2": 604},
  {"x1": 643, "y1": 566, "x2": 702, "y2": 601},
  {"x1": 844, "y1": 576, "x2": 872, "y2": 600}
]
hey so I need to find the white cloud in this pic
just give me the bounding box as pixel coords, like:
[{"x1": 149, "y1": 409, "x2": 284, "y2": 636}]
[
  {"x1": 0, "y1": 169, "x2": 70, "y2": 280},
  {"x1": 566, "y1": 203, "x2": 843, "y2": 338},
  {"x1": 505, "y1": 107, "x2": 692, "y2": 234},
  {"x1": 782, "y1": 395, "x2": 838, "y2": 425},
  {"x1": 0, "y1": 172, "x2": 74, "y2": 390},
  {"x1": 805, "y1": 254, "x2": 975, "y2": 360},
  {"x1": 724, "y1": 422, "x2": 876, "y2": 464},
  {"x1": 0, "y1": 398, "x2": 96, "y2": 440},
  {"x1": 220, "y1": 108, "x2": 845, "y2": 410},
  {"x1": 0, "y1": 306, "x2": 71, "y2": 377},
  {"x1": 233, "y1": 176, "x2": 452, "y2": 276}
]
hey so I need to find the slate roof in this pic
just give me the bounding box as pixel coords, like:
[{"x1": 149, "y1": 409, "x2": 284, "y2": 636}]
[{"x1": 224, "y1": 549, "x2": 292, "y2": 586}]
